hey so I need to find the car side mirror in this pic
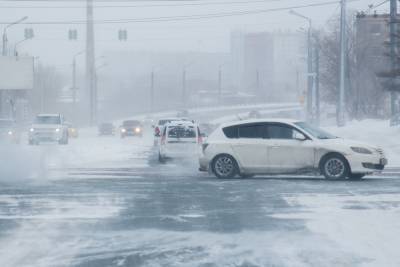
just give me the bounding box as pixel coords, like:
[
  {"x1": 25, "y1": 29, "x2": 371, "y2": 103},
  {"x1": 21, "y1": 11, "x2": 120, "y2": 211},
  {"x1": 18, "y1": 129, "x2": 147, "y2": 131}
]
[{"x1": 294, "y1": 132, "x2": 307, "y2": 141}]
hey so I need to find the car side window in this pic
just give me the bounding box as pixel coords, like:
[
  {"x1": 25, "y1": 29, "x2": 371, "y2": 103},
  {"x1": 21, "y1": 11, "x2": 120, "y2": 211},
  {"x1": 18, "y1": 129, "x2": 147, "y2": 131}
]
[
  {"x1": 238, "y1": 124, "x2": 265, "y2": 139},
  {"x1": 222, "y1": 126, "x2": 239, "y2": 139},
  {"x1": 267, "y1": 124, "x2": 296, "y2": 139}
]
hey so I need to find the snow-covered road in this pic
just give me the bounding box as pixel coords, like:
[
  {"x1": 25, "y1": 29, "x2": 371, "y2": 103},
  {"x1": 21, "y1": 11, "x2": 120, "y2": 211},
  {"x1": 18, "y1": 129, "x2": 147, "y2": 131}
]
[{"x1": 1, "y1": 120, "x2": 400, "y2": 266}]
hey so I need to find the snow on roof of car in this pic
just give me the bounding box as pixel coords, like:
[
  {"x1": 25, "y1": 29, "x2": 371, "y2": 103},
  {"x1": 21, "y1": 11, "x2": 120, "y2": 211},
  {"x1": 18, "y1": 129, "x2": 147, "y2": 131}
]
[
  {"x1": 220, "y1": 118, "x2": 301, "y2": 127},
  {"x1": 37, "y1": 114, "x2": 60, "y2": 117},
  {"x1": 165, "y1": 120, "x2": 196, "y2": 127}
]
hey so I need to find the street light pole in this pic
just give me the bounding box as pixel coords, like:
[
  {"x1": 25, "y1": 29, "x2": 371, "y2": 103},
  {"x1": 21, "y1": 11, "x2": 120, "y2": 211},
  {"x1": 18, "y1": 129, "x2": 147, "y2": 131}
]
[
  {"x1": 14, "y1": 38, "x2": 28, "y2": 56},
  {"x1": 86, "y1": 0, "x2": 96, "y2": 125},
  {"x1": 72, "y1": 50, "x2": 85, "y2": 104},
  {"x1": 182, "y1": 68, "x2": 186, "y2": 108},
  {"x1": 290, "y1": 10, "x2": 313, "y2": 122},
  {"x1": 218, "y1": 66, "x2": 222, "y2": 105},
  {"x1": 150, "y1": 69, "x2": 154, "y2": 113},
  {"x1": 2, "y1": 16, "x2": 28, "y2": 56},
  {"x1": 337, "y1": 0, "x2": 347, "y2": 126},
  {"x1": 390, "y1": 0, "x2": 398, "y2": 125}
]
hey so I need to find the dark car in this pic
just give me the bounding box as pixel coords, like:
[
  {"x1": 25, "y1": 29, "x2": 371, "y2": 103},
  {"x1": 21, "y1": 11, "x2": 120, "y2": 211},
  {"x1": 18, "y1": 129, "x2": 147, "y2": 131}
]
[
  {"x1": 98, "y1": 122, "x2": 115, "y2": 136},
  {"x1": 0, "y1": 119, "x2": 20, "y2": 144},
  {"x1": 120, "y1": 120, "x2": 143, "y2": 138}
]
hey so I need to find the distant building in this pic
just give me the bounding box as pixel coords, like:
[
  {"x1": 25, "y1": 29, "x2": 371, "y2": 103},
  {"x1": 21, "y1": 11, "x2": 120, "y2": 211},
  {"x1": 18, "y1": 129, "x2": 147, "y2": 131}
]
[
  {"x1": 231, "y1": 31, "x2": 274, "y2": 100},
  {"x1": 230, "y1": 30, "x2": 305, "y2": 103},
  {"x1": 354, "y1": 13, "x2": 392, "y2": 116}
]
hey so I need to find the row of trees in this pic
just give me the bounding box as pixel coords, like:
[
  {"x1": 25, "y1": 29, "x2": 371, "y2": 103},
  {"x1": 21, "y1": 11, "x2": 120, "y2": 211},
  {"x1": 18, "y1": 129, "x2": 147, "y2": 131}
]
[{"x1": 318, "y1": 13, "x2": 392, "y2": 120}]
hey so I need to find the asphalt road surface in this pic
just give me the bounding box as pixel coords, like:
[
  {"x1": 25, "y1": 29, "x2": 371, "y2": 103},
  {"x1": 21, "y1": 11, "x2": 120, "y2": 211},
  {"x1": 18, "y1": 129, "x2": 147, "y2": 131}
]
[{"x1": 0, "y1": 128, "x2": 400, "y2": 267}]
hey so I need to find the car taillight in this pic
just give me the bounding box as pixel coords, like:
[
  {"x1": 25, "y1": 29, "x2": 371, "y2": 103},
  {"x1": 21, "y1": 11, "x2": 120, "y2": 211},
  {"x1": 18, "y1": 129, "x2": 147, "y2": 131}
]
[
  {"x1": 198, "y1": 135, "x2": 203, "y2": 144},
  {"x1": 155, "y1": 127, "x2": 160, "y2": 135}
]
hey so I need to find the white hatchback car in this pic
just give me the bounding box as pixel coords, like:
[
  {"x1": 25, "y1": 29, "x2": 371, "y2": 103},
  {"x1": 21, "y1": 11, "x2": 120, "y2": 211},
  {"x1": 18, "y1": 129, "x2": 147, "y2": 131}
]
[
  {"x1": 199, "y1": 119, "x2": 387, "y2": 180},
  {"x1": 158, "y1": 121, "x2": 202, "y2": 162}
]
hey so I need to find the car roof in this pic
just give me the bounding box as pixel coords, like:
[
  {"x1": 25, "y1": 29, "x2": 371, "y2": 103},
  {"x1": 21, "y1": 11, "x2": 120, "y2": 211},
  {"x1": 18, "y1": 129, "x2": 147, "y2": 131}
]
[
  {"x1": 37, "y1": 114, "x2": 60, "y2": 117},
  {"x1": 220, "y1": 118, "x2": 301, "y2": 128},
  {"x1": 165, "y1": 120, "x2": 196, "y2": 127},
  {"x1": 158, "y1": 117, "x2": 188, "y2": 122}
]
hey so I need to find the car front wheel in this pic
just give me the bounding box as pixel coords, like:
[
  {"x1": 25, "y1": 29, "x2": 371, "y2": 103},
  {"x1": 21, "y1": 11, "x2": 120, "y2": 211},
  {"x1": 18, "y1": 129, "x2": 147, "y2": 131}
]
[
  {"x1": 348, "y1": 173, "x2": 365, "y2": 180},
  {"x1": 320, "y1": 154, "x2": 349, "y2": 180},
  {"x1": 212, "y1": 154, "x2": 238, "y2": 179}
]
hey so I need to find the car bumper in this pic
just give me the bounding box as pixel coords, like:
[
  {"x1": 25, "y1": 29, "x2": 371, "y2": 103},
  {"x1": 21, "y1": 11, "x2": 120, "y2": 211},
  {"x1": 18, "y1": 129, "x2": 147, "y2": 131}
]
[
  {"x1": 199, "y1": 155, "x2": 211, "y2": 172},
  {"x1": 346, "y1": 153, "x2": 388, "y2": 173},
  {"x1": 30, "y1": 132, "x2": 63, "y2": 142}
]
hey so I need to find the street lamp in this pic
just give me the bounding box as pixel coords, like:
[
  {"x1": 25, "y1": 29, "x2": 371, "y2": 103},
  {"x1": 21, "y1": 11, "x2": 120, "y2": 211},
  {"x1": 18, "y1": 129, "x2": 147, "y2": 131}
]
[
  {"x1": 2, "y1": 16, "x2": 28, "y2": 56},
  {"x1": 72, "y1": 50, "x2": 85, "y2": 104},
  {"x1": 289, "y1": 10, "x2": 313, "y2": 122},
  {"x1": 182, "y1": 61, "x2": 195, "y2": 108},
  {"x1": 14, "y1": 38, "x2": 28, "y2": 56},
  {"x1": 94, "y1": 62, "x2": 107, "y2": 123}
]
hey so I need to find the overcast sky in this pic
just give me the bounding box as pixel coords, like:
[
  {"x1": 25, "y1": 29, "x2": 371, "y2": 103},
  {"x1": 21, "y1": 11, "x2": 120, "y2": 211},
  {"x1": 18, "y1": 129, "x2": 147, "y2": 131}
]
[{"x1": 0, "y1": 0, "x2": 390, "y2": 68}]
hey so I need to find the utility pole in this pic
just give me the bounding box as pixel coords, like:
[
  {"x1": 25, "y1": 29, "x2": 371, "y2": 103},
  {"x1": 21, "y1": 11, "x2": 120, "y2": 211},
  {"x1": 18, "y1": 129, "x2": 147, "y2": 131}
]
[
  {"x1": 390, "y1": 0, "x2": 398, "y2": 125},
  {"x1": 338, "y1": 0, "x2": 347, "y2": 126},
  {"x1": 218, "y1": 67, "x2": 222, "y2": 104},
  {"x1": 256, "y1": 69, "x2": 260, "y2": 99},
  {"x1": 182, "y1": 68, "x2": 186, "y2": 108},
  {"x1": 315, "y1": 36, "x2": 320, "y2": 126},
  {"x1": 72, "y1": 50, "x2": 85, "y2": 105},
  {"x1": 150, "y1": 69, "x2": 154, "y2": 113},
  {"x1": 86, "y1": 0, "x2": 96, "y2": 125},
  {"x1": 72, "y1": 57, "x2": 77, "y2": 104}
]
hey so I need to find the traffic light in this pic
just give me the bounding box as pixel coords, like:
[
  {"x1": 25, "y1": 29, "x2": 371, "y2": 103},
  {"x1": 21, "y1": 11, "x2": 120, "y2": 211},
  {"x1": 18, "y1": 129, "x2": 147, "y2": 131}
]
[
  {"x1": 24, "y1": 28, "x2": 34, "y2": 39},
  {"x1": 118, "y1": 29, "x2": 128, "y2": 41},
  {"x1": 68, "y1": 29, "x2": 78, "y2": 40}
]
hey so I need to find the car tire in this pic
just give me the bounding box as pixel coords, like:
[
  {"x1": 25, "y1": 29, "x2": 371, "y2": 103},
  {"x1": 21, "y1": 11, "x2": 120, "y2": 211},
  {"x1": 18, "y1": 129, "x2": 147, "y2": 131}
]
[
  {"x1": 348, "y1": 173, "x2": 365, "y2": 180},
  {"x1": 240, "y1": 173, "x2": 254, "y2": 178},
  {"x1": 320, "y1": 154, "x2": 350, "y2": 180},
  {"x1": 212, "y1": 154, "x2": 239, "y2": 179}
]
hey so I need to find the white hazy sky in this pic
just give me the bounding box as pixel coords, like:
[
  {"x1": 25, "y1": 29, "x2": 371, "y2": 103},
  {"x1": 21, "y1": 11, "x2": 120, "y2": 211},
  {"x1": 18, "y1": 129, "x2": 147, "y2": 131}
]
[{"x1": 0, "y1": 0, "x2": 390, "y2": 68}]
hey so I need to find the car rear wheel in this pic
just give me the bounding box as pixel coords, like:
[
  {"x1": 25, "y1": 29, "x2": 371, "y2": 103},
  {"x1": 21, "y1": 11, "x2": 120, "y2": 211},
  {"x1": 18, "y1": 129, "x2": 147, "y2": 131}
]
[
  {"x1": 320, "y1": 154, "x2": 349, "y2": 180},
  {"x1": 212, "y1": 154, "x2": 238, "y2": 179}
]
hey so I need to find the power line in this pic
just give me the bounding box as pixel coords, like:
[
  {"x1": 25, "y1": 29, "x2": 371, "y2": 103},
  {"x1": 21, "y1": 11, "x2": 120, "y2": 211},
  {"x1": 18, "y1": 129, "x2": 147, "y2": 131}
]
[
  {"x1": 0, "y1": 0, "x2": 322, "y2": 8},
  {"x1": 0, "y1": 0, "x2": 360, "y2": 25}
]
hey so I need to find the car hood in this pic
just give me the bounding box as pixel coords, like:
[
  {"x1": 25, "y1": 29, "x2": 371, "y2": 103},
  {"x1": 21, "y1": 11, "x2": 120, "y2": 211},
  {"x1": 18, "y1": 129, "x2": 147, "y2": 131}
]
[{"x1": 316, "y1": 137, "x2": 379, "y2": 151}]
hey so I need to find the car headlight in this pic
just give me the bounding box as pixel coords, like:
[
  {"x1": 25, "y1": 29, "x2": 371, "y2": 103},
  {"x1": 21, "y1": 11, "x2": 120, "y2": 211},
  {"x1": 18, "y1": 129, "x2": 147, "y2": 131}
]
[
  {"x1": 135, "y1": 127, "x2": 141, "y2": 133},
  {"x1": 351, "y1": 147, "x2": 373, "y2": 154},
  {"x1": 29, "y1": 128, "x2": 34, "y2": 132},
  {"x1": 55, "y1": 128, "x2": 60, "y2": 132},
  {"x1": 7, "y1": 131, "x2": 13, "y2": 135},
  {"x1": 121, "y1": 128, "x2": 126, "y2": 133}
]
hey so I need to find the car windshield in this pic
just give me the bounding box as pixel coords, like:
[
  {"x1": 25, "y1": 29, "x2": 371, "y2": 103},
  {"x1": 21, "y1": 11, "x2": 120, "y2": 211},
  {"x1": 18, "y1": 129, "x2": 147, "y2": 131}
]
[
  {"x1": 35, "y1": 116, "x2": 61, "y2": 124},
  {"x1": 168, "y1": 125, "x2": 196, "y2": 138},
  {"x1": 123, "y1": 121, "x2": 140, "y2": 127},
  {"x1": 0, "y1": 120, "x2": 13, "y2": 128},
  {"x1": 294, "y1": 122, "x2": 337, "y2": 139}
]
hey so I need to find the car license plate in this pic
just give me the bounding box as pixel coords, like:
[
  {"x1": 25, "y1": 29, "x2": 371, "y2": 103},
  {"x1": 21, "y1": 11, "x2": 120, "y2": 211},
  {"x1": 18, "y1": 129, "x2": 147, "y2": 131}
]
[{"x1": 380, "y1": 158, "x2": 388, "y2": 165}]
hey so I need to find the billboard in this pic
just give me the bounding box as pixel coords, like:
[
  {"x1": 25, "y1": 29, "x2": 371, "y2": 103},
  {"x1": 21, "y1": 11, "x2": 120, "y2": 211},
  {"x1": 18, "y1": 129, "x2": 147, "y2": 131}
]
[{"x1": 0, "y1": 56, "x2": 34, "y2": 90}]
